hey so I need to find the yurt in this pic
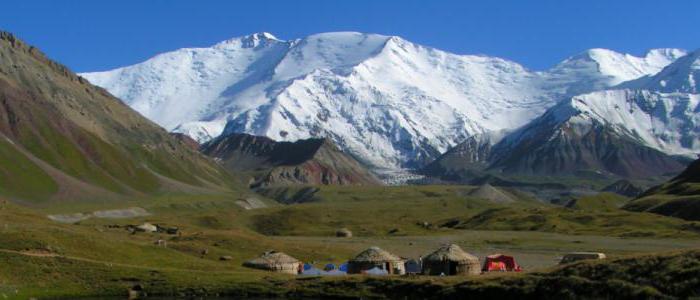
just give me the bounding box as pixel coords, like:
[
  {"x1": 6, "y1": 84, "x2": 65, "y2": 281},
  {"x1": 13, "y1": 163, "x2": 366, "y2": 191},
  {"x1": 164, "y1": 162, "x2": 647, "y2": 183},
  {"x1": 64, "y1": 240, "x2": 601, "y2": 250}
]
[
  {"x1": 422, "y1": 244, "x2": 480, "y2": 275},
  {"x1": 243, "y1": 251, "x2": 301, "y2": 274},
  {"x1": 347, "y1": 246, "x2": 405, "y2": 275}
]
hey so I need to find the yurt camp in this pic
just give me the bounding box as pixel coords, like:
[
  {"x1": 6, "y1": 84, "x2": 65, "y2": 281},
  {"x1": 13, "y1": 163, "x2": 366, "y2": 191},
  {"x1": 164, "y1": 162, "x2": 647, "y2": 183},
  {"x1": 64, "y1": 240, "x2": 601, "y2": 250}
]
[
  {"x1": 243, "y1": 251, "x2": 301, "y2": 274},
  {"x1": 422, "y1": 244, "x2": 480, "y2": 275},
  {"x1": 347, "y1": 246, "x2": 405, "y2": 275}
]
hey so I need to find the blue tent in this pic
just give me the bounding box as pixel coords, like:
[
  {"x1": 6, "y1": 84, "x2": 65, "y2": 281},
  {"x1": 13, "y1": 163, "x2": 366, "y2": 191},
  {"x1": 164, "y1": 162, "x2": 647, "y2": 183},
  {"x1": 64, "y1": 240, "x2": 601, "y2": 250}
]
[
  {"x1": 338, "y1": 263, "x2": 349, "y2": 272},
  {"x1": 303, "y1": 263, "x2": 313, "y2": 271},
  {"x1": 324, "y1": 263, "x2": 336, "y2": 271},
  {"x1": 364, "y1": 266, "x2": 388, "y2": 276},
  {"x1": 301, "y1": 267, "x2": 323, "y2": 276}
]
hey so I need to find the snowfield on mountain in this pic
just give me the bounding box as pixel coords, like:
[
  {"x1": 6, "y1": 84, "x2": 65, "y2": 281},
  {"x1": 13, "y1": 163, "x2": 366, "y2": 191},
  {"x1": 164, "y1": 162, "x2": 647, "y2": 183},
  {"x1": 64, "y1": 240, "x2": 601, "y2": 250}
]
[{"x1": 80, "y1": 32, "x2": 686, "y2": 170}]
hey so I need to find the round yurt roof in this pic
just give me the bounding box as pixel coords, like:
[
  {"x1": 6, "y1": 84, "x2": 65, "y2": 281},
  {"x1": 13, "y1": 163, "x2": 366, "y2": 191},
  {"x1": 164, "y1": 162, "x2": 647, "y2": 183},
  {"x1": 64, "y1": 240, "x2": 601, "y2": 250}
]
[
  {"x1": 350, "y1": 246, "x2": 402, "y2": 263},
  {"x1": 424, "y1": 244, "x2": 478, "y2": 262},
  {"x1": 244, "y1": 251, "x2": 300, "y2": 268}
]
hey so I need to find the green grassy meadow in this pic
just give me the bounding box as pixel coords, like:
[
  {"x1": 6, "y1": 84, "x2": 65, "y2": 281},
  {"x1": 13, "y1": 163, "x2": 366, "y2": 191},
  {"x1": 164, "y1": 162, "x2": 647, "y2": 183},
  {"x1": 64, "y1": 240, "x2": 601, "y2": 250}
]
[{"x1": 1, "y1": 185, "x2": 700, "y2": 298}]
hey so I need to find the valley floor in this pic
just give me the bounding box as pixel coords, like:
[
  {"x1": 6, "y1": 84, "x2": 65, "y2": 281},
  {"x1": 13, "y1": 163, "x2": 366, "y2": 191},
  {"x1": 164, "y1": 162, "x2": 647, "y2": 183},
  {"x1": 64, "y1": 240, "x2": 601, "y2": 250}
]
[{"x1": 1, "y1": 185, "x2": 699, "y2": 299}]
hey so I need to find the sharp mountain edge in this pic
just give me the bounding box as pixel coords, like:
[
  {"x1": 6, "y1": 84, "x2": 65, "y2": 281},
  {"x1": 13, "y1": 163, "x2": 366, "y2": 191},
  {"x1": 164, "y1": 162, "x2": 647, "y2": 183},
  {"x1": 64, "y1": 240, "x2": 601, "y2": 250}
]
[{"x1": 80, "y1": 32, "x2": 688, "y2": 171}]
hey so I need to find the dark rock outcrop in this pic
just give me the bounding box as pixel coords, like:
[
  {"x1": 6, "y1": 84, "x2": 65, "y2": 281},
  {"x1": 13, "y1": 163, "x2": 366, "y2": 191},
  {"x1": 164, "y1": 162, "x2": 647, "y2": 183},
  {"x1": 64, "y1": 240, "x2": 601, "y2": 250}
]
[{"x1": 201, "y1": 133, "x2": 381, "y2": 187}]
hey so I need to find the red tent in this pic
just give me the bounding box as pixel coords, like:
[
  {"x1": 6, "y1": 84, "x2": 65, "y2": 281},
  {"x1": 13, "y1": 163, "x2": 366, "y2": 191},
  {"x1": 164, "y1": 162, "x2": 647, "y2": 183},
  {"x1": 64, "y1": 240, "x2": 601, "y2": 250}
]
[{"x1": 482, "y1": 254, "x2": 522, "y2": 272}]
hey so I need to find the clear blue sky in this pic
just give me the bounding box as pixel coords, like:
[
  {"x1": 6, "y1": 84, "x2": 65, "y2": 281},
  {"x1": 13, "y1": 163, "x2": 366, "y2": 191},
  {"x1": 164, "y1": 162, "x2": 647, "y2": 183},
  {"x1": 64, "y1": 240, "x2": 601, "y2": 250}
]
[{"x1": 1, "y1": 0, "x2": 698, "y2": 72}]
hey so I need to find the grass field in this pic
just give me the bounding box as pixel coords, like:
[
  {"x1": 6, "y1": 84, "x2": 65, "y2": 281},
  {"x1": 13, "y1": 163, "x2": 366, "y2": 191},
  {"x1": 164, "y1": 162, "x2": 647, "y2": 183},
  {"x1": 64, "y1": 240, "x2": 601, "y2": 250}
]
[{"x1": 1, "y1": 185, "x2": 700, "y2": 298}]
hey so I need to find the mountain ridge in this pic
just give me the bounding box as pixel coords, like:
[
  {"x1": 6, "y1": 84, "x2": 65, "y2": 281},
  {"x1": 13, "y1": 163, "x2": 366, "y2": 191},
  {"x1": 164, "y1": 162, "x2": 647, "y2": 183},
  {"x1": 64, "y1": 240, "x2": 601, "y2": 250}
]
[
  {"x1": 201, "y1": 132, "x2": 381, "y2": 187},
  {"x1": 424, "y1": 49, "x2": 700, "y2": 182},
  {"x1": 80, "y1": 32, "x2": 685, "y2": 170}
]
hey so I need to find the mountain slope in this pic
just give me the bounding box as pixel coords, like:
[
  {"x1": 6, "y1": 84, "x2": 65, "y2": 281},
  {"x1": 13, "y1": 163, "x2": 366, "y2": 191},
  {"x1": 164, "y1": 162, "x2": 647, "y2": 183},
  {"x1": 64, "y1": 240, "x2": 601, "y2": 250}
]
[
  {"x1": 200, "y1": 132, "x2": 381, "y2": 187},
  {"x1": 483, "y1": 50, "x2": 700, "y2": 178},
  {"x1": 487, "y1": 89, "x2": 694, "y2": 178},
  {"x1": 622, "y1": 49, "x2": 700, "y2": 93},
  {"x1": 420, "y1": 133, "x2": 496, "y2": 180},
  {"x1": 427, "y1": 49, "x2": 700, "y2": 181},
  {"x1": 81, "y1": 32, "x2": 683, "y2": 169},
  {"x1": 624, "y1": 158, "x2": 700, "y2": 220},
  {"x1": 544, "y1": 48, "x2": 686, "y2": 96},
  {"x1": 0, "y1": 32, "x2": 233, "y2": 203},
  {"x1": 601, "y1": 179, "x2": 645, "y2": 198}
]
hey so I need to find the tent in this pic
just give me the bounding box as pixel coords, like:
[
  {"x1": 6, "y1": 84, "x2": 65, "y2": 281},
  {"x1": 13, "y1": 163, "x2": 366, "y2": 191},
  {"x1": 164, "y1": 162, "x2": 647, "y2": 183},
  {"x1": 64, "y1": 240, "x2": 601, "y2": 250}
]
[
  {"x1": 303, "y1": 263, "x2": 314, "y2": 271},
  {"x1": 404, "y1": 259, "x2": 422, "y2": 274},
  {"x1": 338, "y1": 263, "x2": 349, "y2": 272},
  {"x1": 363, "y1": 266, "x2": 388, "y2": 276},
  {"x1": 482, "y1": 254, "x2": 521, "y2": 272},
  {"x1": 301, "y1": 267, "x2": 323, "y2": 276},
  {"x1": 324, "y1": 263, "x2": 336, "y2": 271}
]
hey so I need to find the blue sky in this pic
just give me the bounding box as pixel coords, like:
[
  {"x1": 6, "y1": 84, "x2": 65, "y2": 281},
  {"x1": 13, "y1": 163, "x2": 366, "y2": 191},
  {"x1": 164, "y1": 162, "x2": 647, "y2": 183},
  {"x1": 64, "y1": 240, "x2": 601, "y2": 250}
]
[{"x1": 1, "y1": 0, "x2": 698, "y2": 72}]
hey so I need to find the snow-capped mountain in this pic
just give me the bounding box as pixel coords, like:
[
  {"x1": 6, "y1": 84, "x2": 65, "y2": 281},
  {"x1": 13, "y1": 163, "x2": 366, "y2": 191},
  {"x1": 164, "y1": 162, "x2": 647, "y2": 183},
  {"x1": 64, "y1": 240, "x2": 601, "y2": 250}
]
[
  {"x1": 543, "y1": 48, "x2": 686, "y2": 96},
  {"x1": 486, "y1": 89, "x2": 696, "y2": 177},
  {"x1": 425, "y1": 50, "x2": 700, "y2": 180},
  {"x1": 622, "y1": 49, "x2": 700, "y2": 93},
  {"x1": 423, "y1": 51, "x2": 700, "y2": 178},
  {"x1": 80, "y1": 32, "x2": 685, "y2": 169},
  {"x1": 494, "y1": 50, "x2": 700, "y2": 162}
]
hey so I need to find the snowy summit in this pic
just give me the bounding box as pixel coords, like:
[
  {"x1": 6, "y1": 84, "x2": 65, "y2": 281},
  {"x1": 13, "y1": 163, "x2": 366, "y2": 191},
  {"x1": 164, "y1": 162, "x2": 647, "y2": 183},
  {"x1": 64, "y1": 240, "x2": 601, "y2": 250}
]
[{"x1": 80, "y1": 32, "x2": 687, "y2": 170}]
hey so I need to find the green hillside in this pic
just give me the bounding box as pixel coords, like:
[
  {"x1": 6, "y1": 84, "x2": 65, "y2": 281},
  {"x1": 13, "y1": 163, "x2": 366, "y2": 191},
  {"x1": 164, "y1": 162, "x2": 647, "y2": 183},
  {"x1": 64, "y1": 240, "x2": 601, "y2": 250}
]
[
  {"x1": 0, "y1": 32, "x2": 235, "y2": 204},
  {"x1": 625, "y1": 159, "x2": 700, "y2": 221}
]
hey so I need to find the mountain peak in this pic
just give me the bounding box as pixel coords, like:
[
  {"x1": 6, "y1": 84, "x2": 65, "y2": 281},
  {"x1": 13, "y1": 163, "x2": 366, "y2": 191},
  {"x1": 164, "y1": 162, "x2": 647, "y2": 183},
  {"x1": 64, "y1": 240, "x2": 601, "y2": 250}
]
[
  {"x1": 622, "y1": 48, "x2": 700, "y2": 93},
  {"x1": 563, "y1": 48, "x2": 617, "y2": 62},
  {"x1": 549, "y1": 47, "x2": 685, "y2": 93},
  {"x1": 645, "y1": 48, "x2": 687, "y2": 60},
  {"x1": 81, "y1": 33, "x2": 689, "y2": 171},
  {"x1": 214, "y1": 32, "x2": 283, "y2": 49}
]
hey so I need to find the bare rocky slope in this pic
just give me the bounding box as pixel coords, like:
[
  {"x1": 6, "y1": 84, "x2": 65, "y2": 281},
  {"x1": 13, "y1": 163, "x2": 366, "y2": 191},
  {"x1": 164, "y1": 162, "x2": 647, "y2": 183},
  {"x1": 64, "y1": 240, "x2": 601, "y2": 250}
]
[{"x1": 200, "y1": 132, "x2": 381, "y2": 187}]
